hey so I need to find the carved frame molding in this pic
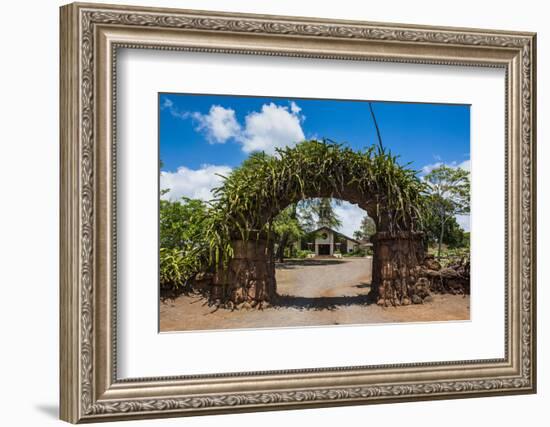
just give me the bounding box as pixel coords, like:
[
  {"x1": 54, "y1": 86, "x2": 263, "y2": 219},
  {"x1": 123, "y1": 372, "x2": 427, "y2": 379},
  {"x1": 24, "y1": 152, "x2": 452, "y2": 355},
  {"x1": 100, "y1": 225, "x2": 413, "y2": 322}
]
[{"x1": 60, "y1": 2, "x2": 536, "y2": 423}]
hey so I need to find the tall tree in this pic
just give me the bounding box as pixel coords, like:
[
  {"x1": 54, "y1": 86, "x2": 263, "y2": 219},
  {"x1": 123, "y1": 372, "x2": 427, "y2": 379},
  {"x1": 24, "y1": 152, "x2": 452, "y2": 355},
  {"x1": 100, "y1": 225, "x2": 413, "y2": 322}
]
[
  {"x1": 296, "y1": 198, "x2": 342, "y2": 232},
  {"x1": 273, "y1": 204, "x2": 304, "y2": 262},
  {"x1": 353, "y1": 216, "x2": 376, "y2": 241},
  {"x1": 423, "y1": 214, "x2": 469, "y2": 249},
  {"x1": 315, "y1": 198, "x2": 342, "y2": 228},
  {"x1": 424, "y1": 165, "x2": 470, "y2": 259}
]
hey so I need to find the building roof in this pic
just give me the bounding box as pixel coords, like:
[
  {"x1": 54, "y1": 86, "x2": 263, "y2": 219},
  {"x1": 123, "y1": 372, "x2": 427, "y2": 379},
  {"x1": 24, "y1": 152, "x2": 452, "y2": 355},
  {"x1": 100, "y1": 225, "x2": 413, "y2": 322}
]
[{"x1": 310, "y1": 226, "x2": 362, "y2": 244}]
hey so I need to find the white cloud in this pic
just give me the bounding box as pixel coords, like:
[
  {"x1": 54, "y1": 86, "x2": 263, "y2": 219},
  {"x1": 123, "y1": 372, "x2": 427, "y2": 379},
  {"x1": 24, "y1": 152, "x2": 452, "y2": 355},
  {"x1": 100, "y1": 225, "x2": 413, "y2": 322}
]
[
  {"x1": 239, "y1": 103, "x2": 305, "y2": 154},
  {"x1": 160, "y1": 164, "x2": 232, "y2": 202},
  {"x1": 161, "y1": 97, "x2": 190, "y2": 120},
  {"x1": 421, "y1": 161, "x2": 444, "y2": 175},
  {"x1": 333, "y1": 201, "x2": 369, "y2": 238},
  {"x1": 289, "y1": 101, "x2": 302, "y2": 115},
  {"x1": 167, "y1": 99, "x2": 306, "y2": 155},
  {"x1": 193, "y1": 105, "x2": 241, "y2": 144},
  {"x1": 421, "y1": 159, "x2": 471, "y2": 175}
]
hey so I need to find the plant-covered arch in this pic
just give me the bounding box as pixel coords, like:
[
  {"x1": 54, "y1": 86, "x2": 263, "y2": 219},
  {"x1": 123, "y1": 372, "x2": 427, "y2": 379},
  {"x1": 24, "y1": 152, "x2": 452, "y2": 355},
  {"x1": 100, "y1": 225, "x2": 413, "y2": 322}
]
[{"x1": 199, "y1": 140, "x2": 428, "y2": 307}]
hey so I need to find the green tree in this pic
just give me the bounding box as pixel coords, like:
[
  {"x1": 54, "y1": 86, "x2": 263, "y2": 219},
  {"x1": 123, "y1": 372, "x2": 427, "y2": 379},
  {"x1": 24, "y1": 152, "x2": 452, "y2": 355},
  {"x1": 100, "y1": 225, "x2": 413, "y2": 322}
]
[
  {"x1": 353, "y1": 216, "x2": 376, "y2": 241},
  {"x1": 296, "y1": 198, "x2": 341, "y2": 231},
  {"x1": 296, "y1": 202, "x2": 317, "y2": 232},
  {"x1": 423, "y1": 213, "x2": 468, "y2": 249},
  {"x1": 160, "y1": 196, "x2": 208, "y2": 249},
  {"x1": 159, "y1": 196, "x2": 210, "y2": 289},
  {"x1": 315, "y1": 198, "x2": 342, "y2": 229},
  {"x1": 424, "y1": 165, "x2": 470, "y2": 259},
  {"x1": 273, "y1": 204, "x2": 305, "y2": 262}
]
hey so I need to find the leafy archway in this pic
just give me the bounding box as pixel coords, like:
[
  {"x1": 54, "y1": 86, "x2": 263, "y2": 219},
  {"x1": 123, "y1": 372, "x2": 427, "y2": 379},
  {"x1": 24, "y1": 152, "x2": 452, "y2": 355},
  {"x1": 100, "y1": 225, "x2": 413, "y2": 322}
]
[{"x1": 203, "y1": 140, "x2": 428, "y2": 306}]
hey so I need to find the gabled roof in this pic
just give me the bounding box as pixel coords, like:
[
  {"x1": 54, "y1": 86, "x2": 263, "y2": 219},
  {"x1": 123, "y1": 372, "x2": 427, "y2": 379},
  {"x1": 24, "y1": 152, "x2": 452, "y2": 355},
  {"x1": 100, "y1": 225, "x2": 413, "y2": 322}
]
[{"x1": 309, "y1": 226, "x2": 361, "y2": 244}]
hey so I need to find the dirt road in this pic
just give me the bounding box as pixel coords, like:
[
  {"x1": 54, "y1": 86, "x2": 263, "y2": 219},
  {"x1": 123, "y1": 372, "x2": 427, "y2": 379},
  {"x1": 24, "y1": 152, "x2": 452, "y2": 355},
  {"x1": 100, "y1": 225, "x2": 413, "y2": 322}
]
[
  {"x1": 276, "y1": 257, "x2": 372, "y2": 298},
  {"x1": 160, "y1": 257, "x2": 470, "y2": 332}
]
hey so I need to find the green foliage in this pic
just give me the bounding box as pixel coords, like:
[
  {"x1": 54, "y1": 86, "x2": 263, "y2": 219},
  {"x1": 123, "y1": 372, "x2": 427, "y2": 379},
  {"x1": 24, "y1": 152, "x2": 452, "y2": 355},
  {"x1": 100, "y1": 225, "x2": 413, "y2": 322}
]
[
  {"x1": 343, "y1": 247, "x2": 367, "y2": 257},
  {"x1": 294, "y1": 198, "x2": 342, "y2": 232},
  {"x1": 427, "y1": 246, "x2": 470, "y2": 267},
  {"x1": 212, "y1": 140, "x2": 427, "y2": 252},
  {"x1": 424, "y1": 165, "x2": 470, "y2": 258},
  {"x1": 272, "y1": 204, "x2": 304, "y2": 261},
  {"x1": 353, "y1": 216, "x2": 376, "y2": 241},
  {"x1": 272, "y1": 197, "x2": 344, "y2": 261},
  {"x1": 296, "y1": 249, "x2": 314, "y2": 259},
  {"x1": 313, "y1": 198, "x2": 342, "y2": 229},
  {"x1": 424, "y1": 166, "x2": 470, "y2": 214},
  {"x1": 159, "y1": 197, "x2": 211, "y2": 289},
  {"x1": 461, "y1": 232, "x2": 470, "y2": 248},
  {"x1": 160, "y1": 197, "x2": 208, "y2": 248},
  {"x1": 159, "y1": 247, "x2": 187, "y2": 290},
  {"x1": 423, "y1": 213, "x2": 469, "y2": 248},
  {"x1": 444, "y1": 223, "x2": 470, "y2": 249},
  {"x1": 273, "y1": 204, "x2": 304, "y2": 244},
  {"x1": 160, "y1": 140, "x2": 428, "y2": 280},
  {"x1": 296, "y1": 202, "x2": 317, "y2": 232}
]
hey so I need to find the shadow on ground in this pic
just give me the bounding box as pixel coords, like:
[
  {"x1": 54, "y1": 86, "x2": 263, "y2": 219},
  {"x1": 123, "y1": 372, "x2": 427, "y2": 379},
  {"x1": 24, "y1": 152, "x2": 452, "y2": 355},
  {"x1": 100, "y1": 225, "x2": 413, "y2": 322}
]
[
  {"x1": 160, "y1": 288, "x2": 193, "y2": 303},
  {"x1": 355, "y1": 283, "x2": 371, "y2": 289},
  {"x1": 273, "y1": 288, "x2": 373, "y2": 311}
]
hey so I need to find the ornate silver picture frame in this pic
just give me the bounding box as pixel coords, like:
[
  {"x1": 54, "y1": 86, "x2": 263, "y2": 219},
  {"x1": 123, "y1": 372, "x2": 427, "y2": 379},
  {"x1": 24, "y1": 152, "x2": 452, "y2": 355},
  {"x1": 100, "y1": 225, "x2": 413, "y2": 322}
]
[{"x1": 60, "y1": 2, "x2": 536, "y2": 423}]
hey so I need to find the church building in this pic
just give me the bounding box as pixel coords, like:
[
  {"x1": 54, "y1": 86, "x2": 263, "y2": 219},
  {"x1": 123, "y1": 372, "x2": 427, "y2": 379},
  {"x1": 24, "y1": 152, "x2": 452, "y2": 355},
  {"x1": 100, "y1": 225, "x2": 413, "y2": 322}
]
[{"x1": 301, "y1": 226, "x2": 364, "y2": 256}]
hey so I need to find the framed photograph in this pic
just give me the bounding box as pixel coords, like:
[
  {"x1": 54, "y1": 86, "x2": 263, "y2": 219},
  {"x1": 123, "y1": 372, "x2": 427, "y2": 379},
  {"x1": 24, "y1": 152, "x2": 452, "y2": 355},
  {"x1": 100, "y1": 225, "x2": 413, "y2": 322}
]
[{"x1": 60, "y1": 2, "x2": 537, "y2": 423}]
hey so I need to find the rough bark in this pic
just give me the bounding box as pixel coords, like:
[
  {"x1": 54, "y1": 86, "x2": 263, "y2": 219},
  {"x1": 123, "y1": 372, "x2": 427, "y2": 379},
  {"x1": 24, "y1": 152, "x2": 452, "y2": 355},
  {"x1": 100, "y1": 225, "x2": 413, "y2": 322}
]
[
  {"x1": 210, "y1": 239, "x2": 276, "y2": 308},
  {"x1": 200, "y1": 231, "x2": 471, "y2": 309},
  {"x1": 369, "y1": 231, "x2": 427, "y2": 306},
  {"x1": 205, "y1": 232, "x2": 437, "y2": 308}
]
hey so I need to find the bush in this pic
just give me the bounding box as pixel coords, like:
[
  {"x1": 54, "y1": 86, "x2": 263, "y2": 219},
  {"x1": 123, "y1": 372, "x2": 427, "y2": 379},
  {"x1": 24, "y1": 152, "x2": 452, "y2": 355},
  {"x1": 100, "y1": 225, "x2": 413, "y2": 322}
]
[
  {"x1": 428, "y1": 246, "x2": 470, "y2": 267},
  {"x1": 159, "y1": 247, "x2": 187, "y2": 290},
  {"x1": 296, "y1": 249, "x2": 314, "y2": 259},
  {"x1": 159, "y1": 197, "x2": 213, "y2": 290},
  {"x1": 343, "y1": 247, "x2": 367, "y2": 257}
]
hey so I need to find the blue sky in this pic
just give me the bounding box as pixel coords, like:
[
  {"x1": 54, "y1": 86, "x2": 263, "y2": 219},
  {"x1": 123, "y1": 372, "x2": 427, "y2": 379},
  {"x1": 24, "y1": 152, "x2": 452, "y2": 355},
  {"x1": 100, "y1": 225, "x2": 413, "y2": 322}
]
[{"x1": 159, "y1": 93, "x2": 470, "y2": 235}]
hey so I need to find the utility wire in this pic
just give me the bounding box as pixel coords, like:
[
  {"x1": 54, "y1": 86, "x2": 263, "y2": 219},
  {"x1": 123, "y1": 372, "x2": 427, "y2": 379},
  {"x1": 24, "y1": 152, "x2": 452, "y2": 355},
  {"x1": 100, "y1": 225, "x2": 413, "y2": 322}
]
[{"x1": 368, "y1": 102, "x2": 384, "y2": 153}]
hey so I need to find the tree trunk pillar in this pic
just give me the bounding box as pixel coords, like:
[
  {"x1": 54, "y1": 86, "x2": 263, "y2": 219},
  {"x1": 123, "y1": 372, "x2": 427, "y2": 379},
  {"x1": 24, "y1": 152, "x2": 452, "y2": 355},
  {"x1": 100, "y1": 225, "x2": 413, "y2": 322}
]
[
  {"x1": 370, "y1": 231, "x2": 425, "y2": 305},
  {"x1": 212, "y1": 239, "x2": 276, "y2": 306}
]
